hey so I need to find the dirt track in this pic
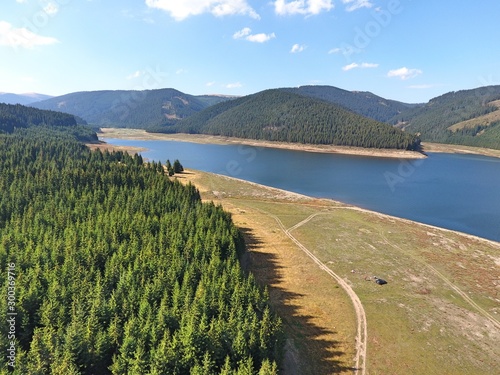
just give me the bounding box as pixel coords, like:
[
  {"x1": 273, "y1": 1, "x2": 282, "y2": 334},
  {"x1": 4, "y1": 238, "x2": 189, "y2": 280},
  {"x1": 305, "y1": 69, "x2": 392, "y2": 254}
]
[
  {"x1": 261, "y1": 209, "x2": 368, "y2": 375},
  {"x1": 174, "y1": 169, "x2": 500, "y2": 374}
]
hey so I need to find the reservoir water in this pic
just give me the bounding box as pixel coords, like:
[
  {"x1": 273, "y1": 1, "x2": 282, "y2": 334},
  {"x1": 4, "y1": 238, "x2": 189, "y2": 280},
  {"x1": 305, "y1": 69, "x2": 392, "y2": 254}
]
[{"x1": 102, "y1": 138, "x2": 500, "y2": 242}]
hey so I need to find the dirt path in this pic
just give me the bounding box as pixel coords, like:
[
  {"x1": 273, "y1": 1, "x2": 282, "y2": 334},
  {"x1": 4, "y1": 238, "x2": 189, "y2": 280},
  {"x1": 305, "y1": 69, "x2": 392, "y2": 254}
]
[
  {"x1": 258, "y1": 208, "x2": 368, "y2": 375},
  {"x1": 377, "y1": 230, "x2": 500, "y2": 330}
]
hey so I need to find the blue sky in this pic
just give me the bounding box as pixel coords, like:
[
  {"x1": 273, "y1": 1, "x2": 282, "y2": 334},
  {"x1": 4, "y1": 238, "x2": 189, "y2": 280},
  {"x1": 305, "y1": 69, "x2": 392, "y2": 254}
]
[{"x1": 1, "y1": 0, "x2": 499, "y2": 103}]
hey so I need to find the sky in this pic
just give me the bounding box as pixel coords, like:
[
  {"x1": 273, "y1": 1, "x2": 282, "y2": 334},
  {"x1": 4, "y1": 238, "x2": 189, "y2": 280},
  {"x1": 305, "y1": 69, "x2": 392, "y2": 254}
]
[{"x1": 1, "y1": 0, "x2": 499, "y2": 103}]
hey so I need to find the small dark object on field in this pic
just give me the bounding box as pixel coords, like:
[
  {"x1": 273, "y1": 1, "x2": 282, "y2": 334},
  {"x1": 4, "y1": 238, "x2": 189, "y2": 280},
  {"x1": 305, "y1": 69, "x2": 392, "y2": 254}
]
[{"x1": 375, "y1": 278, "x2": 387, "y2": 285}]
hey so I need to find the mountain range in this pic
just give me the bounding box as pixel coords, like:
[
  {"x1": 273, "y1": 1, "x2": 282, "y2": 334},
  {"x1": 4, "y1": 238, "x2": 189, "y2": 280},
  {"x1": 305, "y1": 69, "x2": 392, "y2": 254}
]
[
  {"x1": 0, "y1": 92, "x2": 53, "y2": 106},
  {"x1": 4, "y1": 84, "x2": 500, "y2": 150},
  {"x1": 30, "y1": 89, "x2": 231, "y2": 128}
]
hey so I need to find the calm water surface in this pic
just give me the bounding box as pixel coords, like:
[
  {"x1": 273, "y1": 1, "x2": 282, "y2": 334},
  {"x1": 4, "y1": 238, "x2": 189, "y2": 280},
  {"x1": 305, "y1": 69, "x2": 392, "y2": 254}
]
[{"x1": 103, "y1": 138, "x2": 500, "y2": 242}]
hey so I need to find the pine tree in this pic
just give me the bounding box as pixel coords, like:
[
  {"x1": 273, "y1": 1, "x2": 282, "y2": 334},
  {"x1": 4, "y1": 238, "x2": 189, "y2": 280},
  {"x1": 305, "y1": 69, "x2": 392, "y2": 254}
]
[{"x1": 173, "y1": 159, "x2": 184, "y2": 173}]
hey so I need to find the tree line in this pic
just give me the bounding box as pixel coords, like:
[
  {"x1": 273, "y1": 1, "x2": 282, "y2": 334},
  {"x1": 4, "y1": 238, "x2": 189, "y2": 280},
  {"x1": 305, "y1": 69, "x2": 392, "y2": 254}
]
[
  {"x1": 0, "y1": 126, "x2": 283, "y2": 374},
  {"x1": 0, "y1": 103, "x2": 96, "y2": 143}
]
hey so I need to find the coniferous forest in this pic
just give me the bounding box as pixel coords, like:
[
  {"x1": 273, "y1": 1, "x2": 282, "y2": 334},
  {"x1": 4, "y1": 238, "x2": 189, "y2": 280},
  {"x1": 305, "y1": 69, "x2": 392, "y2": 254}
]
[
  {"x1": 157, "y1": 90, "x2": 422, "y2": 151},
  {"x1": 0, "y1": 108, "x2": 283, "y2": 374}
]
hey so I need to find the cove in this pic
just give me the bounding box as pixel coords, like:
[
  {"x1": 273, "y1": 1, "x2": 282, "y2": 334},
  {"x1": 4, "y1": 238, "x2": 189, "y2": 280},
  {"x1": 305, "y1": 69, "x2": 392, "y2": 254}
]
[{"x1": 102, "y1": 138, "x2": 500, "y2": 242}]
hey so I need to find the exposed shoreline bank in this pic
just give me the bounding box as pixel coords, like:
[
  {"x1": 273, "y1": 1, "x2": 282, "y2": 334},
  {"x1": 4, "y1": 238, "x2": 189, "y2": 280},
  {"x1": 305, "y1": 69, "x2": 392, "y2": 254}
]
[
  {"x1": 88, "y1": 129, "x2": 500, "y2": 244},
  {"x1": 420, "y1": 142, "x2": 500, "y2": 158},
  {"x1": 96, "y1": 128, "x2": 427, "y2": 159},
  {"x1": 95, "y1": 128, "x2": 500, "y2": 159},
  {"x1": 196, "y1": 169, "x2": 500, "y2": 247}
]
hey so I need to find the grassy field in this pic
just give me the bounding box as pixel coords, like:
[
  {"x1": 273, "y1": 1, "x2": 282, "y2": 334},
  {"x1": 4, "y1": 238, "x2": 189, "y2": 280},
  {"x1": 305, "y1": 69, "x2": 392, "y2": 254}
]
[
  {"x1": 448, "y1": 100, "x2": 500, "y2": 132},
  {"x1": 177, "y1": 169, "x2": 500, "y2": 375}
]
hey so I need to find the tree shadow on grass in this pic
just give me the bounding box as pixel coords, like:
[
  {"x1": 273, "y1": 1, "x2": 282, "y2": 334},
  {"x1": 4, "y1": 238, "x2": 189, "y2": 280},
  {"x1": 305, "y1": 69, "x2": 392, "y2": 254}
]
[{"x1": 238, "y1": 226, "x2": 356, "y2": 375}]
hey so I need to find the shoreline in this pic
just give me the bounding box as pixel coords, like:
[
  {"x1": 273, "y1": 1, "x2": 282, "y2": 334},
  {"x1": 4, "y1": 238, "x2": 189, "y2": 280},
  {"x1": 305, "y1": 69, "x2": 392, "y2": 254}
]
[
  {"x1": 200, "y1": 170, "x2": 500, "y2": 248},
  {"x1": 180, "y1": 171, "x2": 500, "y2": 374},
  {"x1": 96, "y1": 127, "x2": 500, "y2": 159},
  {"x1": 96, "y1": 128, "x2": 427, "y2": 159},
  {"x1": 88, "y1": 129, "x2": 500, "y2": 245},
  {"x1": 421, "y1": 142, "x2": 500, "y2": 158}
]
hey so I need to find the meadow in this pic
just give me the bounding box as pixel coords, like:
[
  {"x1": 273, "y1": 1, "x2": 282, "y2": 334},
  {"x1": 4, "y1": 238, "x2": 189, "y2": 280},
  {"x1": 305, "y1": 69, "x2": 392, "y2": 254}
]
[{"x1": 178, "y1": 169, "x2": 500, "y2": 374}]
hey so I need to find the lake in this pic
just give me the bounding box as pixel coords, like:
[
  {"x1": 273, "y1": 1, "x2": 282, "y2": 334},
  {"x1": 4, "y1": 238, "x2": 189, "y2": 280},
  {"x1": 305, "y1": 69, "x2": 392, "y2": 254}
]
[{"x1": 102, "y1": 137, "x2": 500, "y2": 242}]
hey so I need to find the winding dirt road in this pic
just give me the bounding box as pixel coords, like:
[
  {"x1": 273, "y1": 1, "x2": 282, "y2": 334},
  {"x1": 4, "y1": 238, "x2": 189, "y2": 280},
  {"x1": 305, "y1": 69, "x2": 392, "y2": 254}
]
[{"x1": 261, "y1": 209, "x2": 368, "y2": 375}]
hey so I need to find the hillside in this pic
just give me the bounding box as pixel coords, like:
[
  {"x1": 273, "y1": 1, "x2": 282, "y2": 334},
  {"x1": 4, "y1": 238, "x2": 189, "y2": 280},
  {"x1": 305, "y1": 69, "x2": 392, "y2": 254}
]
[
  {"x1": 283, "y1": 85, "x2": 418, "y2": 123},
  {"x1": 31, "y1": 88, "x2": 232, "y2": 129},
  {"x1": 27, "y1": 84, "x2": 500, "y2": 150},
  {"x1": 0, "y1": 113, "x2": 283, "y2": 373},
  {"x1": 392, "y1": 85, "x2": 500, "y2": 149},
  {"x1": 0, "y1": 103, "x2": 96, "y2": 142},
  {"x1": 161, "y1": 89, "x2": 421, "y2": 151}
]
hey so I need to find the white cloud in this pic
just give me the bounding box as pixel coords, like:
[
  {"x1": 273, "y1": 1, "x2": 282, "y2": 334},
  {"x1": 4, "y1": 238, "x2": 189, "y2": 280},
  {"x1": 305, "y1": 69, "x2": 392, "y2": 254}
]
[
  {"x1": 342, "y1": 63, "x2": 358, "y2": 71},
  {"x1": 246, "y1": 32, "x2": 275, "y2": 43},
  {"x1": 0, "y1": 21, "x2": 59, "y2": 49},
  {"x1": 328, "y1": 47, "x2": 342, "y2": 54},
  {"x1": 233, "y1": 27, "x2": 275, "y2": 43},
  {"x1": 274, "y1": 0, "x2": 333, "y2": 16},
  {"x1": 206, "y1": 81, "x2": 216, "y2": 87},
  {"x1": 226, "y1": 82, "x2": 242, "y2": 89},
  {"x1": 233, "y1": 27, "x2": 251, "y2": 39},
  {"x1": 145, "y1": 0, "x2": 260, "y2": 21},
  {"x1": 342, "y1": 62, "x2": 378, "y2": 71},
  {"x1": 290, "y1": 43, "x2": 306, "y2": 53},
  {"x1": 387, "y1": 67, "x2": 423, "y2": 80},
  {"x1": 342, "y1": 0, "x2": 373, "y2": 12},
  {"x1": 360, "y1": 62, "x2": 378, "y2": 68}
]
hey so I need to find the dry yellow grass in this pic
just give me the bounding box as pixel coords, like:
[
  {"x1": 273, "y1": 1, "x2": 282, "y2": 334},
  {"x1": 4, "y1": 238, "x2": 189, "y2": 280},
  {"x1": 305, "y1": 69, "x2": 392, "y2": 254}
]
[
  {"x1": 176, "y1": 169, "x2": 500, "y2": 375},
  {"x1": 448, "y1": 99, "x2": 500, "y2": 132},
  {"x1": 421, "y1": 142, "x2": 500, "y2": 158}
]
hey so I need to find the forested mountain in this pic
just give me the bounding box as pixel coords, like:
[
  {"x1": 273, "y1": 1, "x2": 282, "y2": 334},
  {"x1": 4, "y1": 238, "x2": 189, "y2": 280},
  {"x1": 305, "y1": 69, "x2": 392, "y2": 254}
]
[
  {"x1": 28, "y1": 83, "x2": 500, "y2": 149},
  {"x1": 283, "y1": 85, "x2": 418, "y2": 123},
  {"x1": 0, "y1": 103, "x2": 96, "y2": 142},
  {"x1": 0, "y1": 117, "x2": 283, "y2": 373},
  {"x1": 391, "y1": 85, "x2": 500, "y2": 149},
  {"x1": 31, "y1": 89, "x2": 232, "y2": 128},
  {"x1": 30, "y1": 85, "x2": 417, "y2": 129},
  {"x1": 161, "y1": 89, "x2": 421, "y2": 151},
  {"x1": 0, "y1": 92, "x2": 52, "y2": 106}
]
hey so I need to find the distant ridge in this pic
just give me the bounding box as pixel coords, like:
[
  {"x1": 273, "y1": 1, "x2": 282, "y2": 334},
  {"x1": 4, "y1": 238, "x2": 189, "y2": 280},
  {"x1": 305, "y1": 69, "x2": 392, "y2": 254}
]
[
  {"x1": 32, "y1": 88, "x2": 232, "y2": 128},
  {"x1": 0, "y1": 92, "x2": 53, "y2": 105},
  {"x1": 27, "y1": 84, "x2": 500, "y2": 150},
  {"x1": 283, "y1": 85, "x2": 419, "y2": 123},
  {"x1": 391, "y1": 85, "x2": 500, "y2": 149}
]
